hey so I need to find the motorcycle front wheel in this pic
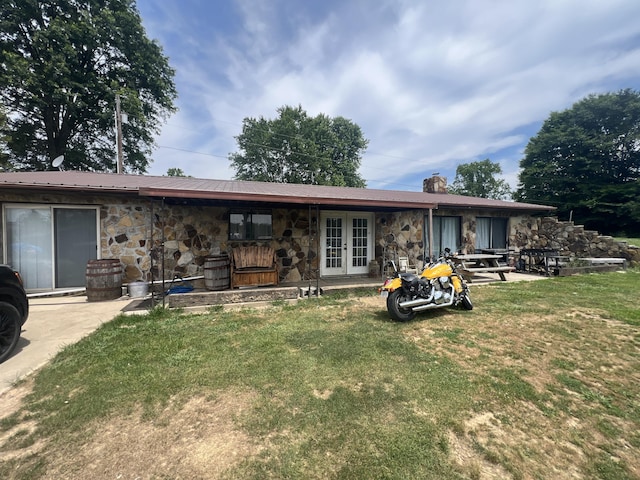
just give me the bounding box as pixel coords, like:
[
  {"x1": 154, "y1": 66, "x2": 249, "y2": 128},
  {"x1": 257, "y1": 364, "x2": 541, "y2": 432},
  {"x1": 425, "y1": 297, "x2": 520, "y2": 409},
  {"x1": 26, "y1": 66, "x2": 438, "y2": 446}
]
[
  {"x1": 460, "y1": 292, "x2": 473, "y2": 310},
  {"x1": 386, "y1": 290, "x2": 417, "y2": 322}
]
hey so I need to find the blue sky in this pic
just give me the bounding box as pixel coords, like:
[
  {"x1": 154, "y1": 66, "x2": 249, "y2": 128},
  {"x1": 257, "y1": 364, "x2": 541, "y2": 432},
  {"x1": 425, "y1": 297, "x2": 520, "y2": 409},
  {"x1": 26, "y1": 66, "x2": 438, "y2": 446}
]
[{"x1": 136, "y1": 0, "x2": 640, "y2": 192}]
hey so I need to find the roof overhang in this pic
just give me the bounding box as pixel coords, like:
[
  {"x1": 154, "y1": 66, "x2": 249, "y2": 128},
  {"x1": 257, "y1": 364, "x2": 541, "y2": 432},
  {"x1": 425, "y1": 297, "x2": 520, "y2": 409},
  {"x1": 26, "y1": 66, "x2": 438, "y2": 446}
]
[{"x1": 137, "y1": 187, "x2": 438, "y2": 209}]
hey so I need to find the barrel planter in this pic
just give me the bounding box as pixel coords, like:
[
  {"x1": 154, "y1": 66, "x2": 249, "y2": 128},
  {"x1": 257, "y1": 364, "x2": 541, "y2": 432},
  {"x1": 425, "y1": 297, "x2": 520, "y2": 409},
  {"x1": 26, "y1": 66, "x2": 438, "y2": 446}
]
[
  {"x1": 204, "y1": 255, "x2": 230, "y2": 291},
  {"x1": 86, "y1": 259, "x2": 123, "y2": 302}
]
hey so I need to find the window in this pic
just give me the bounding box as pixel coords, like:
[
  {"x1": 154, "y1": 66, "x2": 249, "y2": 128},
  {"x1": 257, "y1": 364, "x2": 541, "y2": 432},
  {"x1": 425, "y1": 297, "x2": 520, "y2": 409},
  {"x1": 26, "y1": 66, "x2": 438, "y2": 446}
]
[
  {"x1": 476, "y1": 217, "x2": 508, "y2": 250},
  {"x1": 229, "y1": 211, "x2": 272, "y2": 240},
  {"x1": 425, "y1": 216, "x2": 461, "y2": 258}
]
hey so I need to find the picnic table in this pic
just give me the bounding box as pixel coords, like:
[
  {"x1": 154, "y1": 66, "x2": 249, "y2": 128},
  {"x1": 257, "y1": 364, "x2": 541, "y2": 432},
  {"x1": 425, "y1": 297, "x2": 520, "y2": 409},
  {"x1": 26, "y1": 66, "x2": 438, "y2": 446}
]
[{"x1": 454, "y1": 254, "x2": 514, "y2": 282}]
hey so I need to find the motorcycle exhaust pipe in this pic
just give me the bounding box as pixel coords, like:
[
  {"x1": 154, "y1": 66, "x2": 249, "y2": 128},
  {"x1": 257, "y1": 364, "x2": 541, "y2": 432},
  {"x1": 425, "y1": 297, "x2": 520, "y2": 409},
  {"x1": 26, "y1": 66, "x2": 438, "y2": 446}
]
[
  {"x1": 412, "y1": 289, "x2": 456, "y2": 311},
  {"x1": 399, "y1": 294, "x2": 434, "y2": 309},
  {"x1": 412, "y1": 297, "x2": 455, "y2": 311}
]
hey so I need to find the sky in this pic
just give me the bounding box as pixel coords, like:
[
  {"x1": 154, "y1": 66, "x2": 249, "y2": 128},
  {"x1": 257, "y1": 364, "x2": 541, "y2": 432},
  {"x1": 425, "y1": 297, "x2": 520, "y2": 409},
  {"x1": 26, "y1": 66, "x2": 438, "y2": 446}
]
[{"x1": 135, "y1": 0, "x2": 640, "y2": 192}]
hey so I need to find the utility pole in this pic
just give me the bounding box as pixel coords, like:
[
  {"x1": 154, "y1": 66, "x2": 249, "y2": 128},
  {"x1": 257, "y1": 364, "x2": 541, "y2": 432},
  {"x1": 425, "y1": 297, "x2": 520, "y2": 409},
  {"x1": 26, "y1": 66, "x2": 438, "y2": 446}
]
[{"x1": 115, "y1": 93, "x2": 124, "y2": 174}]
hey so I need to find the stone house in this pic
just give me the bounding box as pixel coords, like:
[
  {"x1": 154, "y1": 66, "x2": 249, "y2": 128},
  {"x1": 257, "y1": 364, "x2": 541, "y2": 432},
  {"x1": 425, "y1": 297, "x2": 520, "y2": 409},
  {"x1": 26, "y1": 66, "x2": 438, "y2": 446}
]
[{"x1": 1, "y1": 170, "x2": 625, "y2": 293}]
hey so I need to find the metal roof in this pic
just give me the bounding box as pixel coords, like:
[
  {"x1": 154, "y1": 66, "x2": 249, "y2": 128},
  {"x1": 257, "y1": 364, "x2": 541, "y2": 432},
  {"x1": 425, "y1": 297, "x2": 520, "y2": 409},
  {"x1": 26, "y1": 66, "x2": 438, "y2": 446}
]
[{"x1": 0, "y1": 171, "x2": 555, "y2": 212}]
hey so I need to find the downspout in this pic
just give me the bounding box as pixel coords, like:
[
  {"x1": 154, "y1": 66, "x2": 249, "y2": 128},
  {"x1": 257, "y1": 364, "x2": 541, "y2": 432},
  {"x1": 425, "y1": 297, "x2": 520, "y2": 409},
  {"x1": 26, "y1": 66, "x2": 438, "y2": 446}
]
[
  {"x1": 308, "y1": 203, "x2": 312, "y2": 295},
  {"x1": 316, "y1": 204, "x2": 320, "y2": 298},
  {"x1": 162, "y1": 197, "x2": 166, "y2": 309},
  {"x1": 150, "y1": 199, "x2": 155, "y2": 309}
]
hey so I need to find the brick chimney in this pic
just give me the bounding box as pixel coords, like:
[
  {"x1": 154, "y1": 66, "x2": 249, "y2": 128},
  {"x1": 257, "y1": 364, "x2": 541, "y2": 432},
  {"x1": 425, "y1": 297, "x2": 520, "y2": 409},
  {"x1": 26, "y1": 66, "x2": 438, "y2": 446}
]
[{"x1": 423, "y1": 175, "x2": 448, "y2": 194}]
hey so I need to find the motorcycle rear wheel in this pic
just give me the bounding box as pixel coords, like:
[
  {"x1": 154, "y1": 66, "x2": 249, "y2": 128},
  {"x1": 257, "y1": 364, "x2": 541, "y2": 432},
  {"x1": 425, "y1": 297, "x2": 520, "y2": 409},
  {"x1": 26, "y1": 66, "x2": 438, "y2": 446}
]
[{"x1": 386, "y1": 290, "x2": 417, "y2": 322}]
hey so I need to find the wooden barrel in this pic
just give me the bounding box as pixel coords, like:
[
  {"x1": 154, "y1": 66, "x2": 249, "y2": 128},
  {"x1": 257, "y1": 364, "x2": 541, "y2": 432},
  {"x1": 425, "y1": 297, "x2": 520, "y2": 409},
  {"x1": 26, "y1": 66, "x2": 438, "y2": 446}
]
[
  {"x1": 86, "y1": 259, "x2": 123, "y2": 302},
  {"x1": 204, "y1": 255, "x2": 230, "y2": 291}
]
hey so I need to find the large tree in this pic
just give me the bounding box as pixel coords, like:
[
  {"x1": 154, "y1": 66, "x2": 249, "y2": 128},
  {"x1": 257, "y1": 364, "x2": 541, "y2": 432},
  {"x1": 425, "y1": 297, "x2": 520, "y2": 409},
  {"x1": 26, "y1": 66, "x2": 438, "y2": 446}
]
[
  {"x1": 230, "y1": 105, "x2": 368, "y2": 187},
  {"x1": 516, "y1": 89, "x2": 640, "y2": 235},
  {"x1": 448, "y1": 158, "x2": 512, "y2": 200},
  {"x1": 0, "y1": 0, "x2": 177, "y2": 173}
]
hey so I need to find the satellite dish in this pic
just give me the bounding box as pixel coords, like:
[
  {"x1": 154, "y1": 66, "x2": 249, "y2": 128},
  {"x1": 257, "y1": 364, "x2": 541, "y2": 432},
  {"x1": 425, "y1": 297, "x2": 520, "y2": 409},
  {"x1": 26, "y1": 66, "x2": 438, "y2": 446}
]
[{"x1": 52, "y1": 155, "x2": 65, "y2": 170}]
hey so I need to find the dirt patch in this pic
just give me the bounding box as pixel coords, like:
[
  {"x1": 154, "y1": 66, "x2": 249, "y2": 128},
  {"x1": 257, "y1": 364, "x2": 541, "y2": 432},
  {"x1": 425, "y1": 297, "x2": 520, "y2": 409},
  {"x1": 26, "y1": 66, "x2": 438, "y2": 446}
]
[
  {"x1": 0, "y1": 379, "x2": 34, "y2": 421},
  {"x1": 34, "y1": 390, "x2": 260, "y2": 480},
  {"x1": 406, "y1": 303, "x2": 640, "y2": 479}
]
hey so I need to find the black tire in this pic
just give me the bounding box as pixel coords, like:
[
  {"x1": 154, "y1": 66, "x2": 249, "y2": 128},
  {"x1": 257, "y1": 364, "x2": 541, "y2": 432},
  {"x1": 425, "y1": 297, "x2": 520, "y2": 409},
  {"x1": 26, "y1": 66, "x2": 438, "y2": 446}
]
[
  {"x1": 460, "y1": 292, "x2": 473, "y2": 311},
  {"x1": 386, "y1": 289, "x2": 416, "y2": 322},
  {"x1": 0, "y1": 301, "x2": 21, "y2": 363}
]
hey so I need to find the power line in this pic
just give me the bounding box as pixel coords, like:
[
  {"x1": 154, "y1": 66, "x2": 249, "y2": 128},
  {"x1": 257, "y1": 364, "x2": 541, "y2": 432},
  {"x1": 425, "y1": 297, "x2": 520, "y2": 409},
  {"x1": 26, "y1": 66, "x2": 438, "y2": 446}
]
[{"x1": 157, "y1": 145, "x2": 229, "y2": 159}]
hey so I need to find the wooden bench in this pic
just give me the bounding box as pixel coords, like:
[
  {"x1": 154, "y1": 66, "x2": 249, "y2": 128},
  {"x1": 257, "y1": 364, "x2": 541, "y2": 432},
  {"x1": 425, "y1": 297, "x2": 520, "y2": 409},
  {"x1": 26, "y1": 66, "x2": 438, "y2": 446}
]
[
  {"x1": 231, "y1": 246, "x2": 279, "y2": 288},
  {"x1": 581, "y1": 257, "x2": 627, "y2": 268},
  {"x1": 458, "y1": 266, "x2": 515, "y2": 282}
]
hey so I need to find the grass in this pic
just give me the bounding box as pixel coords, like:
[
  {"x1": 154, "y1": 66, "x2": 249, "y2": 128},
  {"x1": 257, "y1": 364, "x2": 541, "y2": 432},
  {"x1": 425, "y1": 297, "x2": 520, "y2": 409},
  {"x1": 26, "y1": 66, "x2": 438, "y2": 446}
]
[
  {"x1": 1, "y1": 270, "x2": 640, "y2": 479},
  {"x1": 615, "y1": 236, "x2": 640, "y2": 247}
]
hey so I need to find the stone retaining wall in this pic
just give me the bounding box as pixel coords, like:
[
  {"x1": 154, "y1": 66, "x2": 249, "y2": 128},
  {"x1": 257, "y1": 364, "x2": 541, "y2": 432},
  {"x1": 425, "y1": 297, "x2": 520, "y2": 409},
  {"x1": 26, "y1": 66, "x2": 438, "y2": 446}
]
[{"x1": 510, "y1": 216, "x2": 640, "y2": 266}]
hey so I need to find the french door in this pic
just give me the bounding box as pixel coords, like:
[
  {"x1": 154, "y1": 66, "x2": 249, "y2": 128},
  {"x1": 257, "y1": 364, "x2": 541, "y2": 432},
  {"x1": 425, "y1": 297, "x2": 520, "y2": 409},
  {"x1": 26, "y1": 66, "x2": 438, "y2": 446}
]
[
  {"x1": 320, "y1": 212, "x2": 373, "y2": 276},
  {"x1": 3, "y1": 205, "x2": 99, "y2": 290}
]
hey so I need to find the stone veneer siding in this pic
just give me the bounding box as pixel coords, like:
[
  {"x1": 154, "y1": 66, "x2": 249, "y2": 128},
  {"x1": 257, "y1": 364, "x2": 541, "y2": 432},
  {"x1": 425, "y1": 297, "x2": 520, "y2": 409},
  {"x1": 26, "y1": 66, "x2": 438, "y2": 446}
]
[
  {"x1": 0, "y1": 192, "x2": 321, "y2": 285},
  {"x1": 106, "y1": 202, "x2": 321, "y2": 284},
  {"x1": 2, "y1": 191, "x2": 637, "y2": 289},
  {"x1": 374, "y1": 209, "x2": 513, "y2": 269},
  {"x1": 375, "y1": 210, "x2": 640, "y2": 269}
]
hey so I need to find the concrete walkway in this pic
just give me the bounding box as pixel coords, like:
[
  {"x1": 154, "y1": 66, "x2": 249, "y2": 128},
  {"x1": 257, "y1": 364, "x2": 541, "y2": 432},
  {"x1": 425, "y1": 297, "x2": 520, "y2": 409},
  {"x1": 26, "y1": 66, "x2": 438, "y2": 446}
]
[{"x1": 0, "y1": 295, "x2": 131, "y2": 395}]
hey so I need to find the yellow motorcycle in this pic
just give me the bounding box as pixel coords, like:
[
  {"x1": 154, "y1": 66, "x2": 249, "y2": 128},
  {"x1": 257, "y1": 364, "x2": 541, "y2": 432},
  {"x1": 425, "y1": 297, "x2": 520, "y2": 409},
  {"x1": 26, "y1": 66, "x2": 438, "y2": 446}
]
[{"x1": 380, "y1": 248, "x2": 473, "y2": 322}]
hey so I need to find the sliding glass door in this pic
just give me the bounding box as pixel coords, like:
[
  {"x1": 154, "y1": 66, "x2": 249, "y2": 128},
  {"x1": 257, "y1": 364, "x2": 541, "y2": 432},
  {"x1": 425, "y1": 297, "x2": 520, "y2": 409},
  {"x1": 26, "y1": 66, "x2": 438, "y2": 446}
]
[{"x1": 4, "y1": 205, "x2": 98, "y2": 290}]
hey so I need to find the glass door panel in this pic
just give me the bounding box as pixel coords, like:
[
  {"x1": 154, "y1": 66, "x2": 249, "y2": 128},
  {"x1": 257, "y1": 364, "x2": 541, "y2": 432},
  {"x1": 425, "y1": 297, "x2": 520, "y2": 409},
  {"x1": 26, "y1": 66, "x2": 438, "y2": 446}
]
[
  {"x1": 55, "y1": 208, "x2": 98, "y2": 288},
  {"x1": 5, "y1": 207, "x2": 53, "y2": 289},
  {"x1": 350, "y1": 217, "x2": 369, "y2": 273},
  {"x1": 323, "y1": 216, "x2": 345, "y2": 275}
]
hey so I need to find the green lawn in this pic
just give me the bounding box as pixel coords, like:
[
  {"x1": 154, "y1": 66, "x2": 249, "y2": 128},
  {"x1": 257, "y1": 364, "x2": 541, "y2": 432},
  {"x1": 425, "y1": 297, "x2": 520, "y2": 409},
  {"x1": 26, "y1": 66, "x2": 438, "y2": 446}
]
[
  {"x1": 615, "y1": 236, "x2": 640, "y2": 246},
  {"x1": 1, "y1": 272, "x2": 639, "y2": 479}
]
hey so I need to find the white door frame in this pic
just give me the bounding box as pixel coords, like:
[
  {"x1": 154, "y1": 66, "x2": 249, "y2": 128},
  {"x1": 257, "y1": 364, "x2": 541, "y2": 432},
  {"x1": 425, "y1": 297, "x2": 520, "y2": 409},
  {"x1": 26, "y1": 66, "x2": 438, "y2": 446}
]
[{"x1": 319, "y1": 211, "x2": 373, "y2": 277}]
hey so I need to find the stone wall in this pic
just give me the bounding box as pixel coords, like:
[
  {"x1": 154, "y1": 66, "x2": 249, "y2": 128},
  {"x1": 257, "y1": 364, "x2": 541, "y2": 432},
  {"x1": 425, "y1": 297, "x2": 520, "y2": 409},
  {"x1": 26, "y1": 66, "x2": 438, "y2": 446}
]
[
  {"x1": 375, "y1": 210, "x2": 426, "y2": 269},
  {"x1": 0, "y1": 191, "x2": 321, "y2": 285},
  {"x1": 114, "y1": 202, "x2": 320, "y2": 284},
  {"x1": 374, "y1": 209, "x2": 517, "y2": 266},
  {"x1": 104, "y1": 201, "x2": 229, "y2": 283},
  {"x1": 2, "y1": 188, "x2": 637, "y2": 290},
  {"x1": 510, "y1": 216, "x2": 640, "y2": 265}
]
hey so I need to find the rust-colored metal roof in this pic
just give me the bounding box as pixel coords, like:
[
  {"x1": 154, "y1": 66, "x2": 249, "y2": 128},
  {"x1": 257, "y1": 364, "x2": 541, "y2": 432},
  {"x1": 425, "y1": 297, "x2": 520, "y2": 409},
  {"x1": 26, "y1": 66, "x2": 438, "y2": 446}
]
[{"x1": 0, "y1": 171, "x2": 555, "y2": 212}]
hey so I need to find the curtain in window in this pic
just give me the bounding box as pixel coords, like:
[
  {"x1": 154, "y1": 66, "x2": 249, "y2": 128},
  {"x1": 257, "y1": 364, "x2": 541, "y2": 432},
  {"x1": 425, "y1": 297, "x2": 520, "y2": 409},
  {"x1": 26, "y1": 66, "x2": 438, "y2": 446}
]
[
  {"x1": 425, "y1": 216, "x2": 460, "y2": 258},
  {"x1": 440, "y1": 217, "x2": 459, "y2": 253},
  {"x1": 476, "y1": 217, "x2": 508, "y2": 250},
  {"x1": 476, "y1": 218, "x2": 491, "y2": 250}
]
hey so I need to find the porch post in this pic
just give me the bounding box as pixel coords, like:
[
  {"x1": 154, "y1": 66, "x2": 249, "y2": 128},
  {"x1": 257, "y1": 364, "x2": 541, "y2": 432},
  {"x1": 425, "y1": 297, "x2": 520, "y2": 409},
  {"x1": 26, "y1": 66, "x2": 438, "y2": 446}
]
[{"x1": 428, "y1": 208, "x2": 434, "y2": 262}]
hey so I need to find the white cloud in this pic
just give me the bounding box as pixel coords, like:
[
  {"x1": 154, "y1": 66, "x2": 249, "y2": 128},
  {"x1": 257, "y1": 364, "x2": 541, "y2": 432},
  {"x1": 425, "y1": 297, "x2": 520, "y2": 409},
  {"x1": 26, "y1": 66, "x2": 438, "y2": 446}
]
[{"x1": 138, "y1": 0, "x2": 640, "y2": 191}]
